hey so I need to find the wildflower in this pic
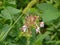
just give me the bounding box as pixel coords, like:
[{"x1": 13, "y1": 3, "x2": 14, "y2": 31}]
[
  {"x1": 36, "y1": 25, "x2": 40, "y2": 33},
  {"x1": 19, "y1": 15, "x2": 41, "y2": 34},
  {"x1": 21, "y1": 25, "x2": 27, "y2": 32},
  {"x1": 40, "y1": 21, "x2": 44, "y2": 28}
]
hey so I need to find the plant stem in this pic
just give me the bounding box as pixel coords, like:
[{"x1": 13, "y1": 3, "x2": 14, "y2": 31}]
[
  {"x1": 23, "y1": 0, "x2": 39, "y2": 14},
  {"x1": 27, "y1": 38, "x2": 30, "y2": 45}
]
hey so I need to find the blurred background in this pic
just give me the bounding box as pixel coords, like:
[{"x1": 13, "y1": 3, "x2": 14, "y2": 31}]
[{"x1": 0, "y1": 0, "x2": 60, "y2": 45}]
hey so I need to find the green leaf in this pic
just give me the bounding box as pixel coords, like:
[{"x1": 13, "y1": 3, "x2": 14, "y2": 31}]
[
  {"x1": 7, "y1": 0, "x2": 16, "y2": 5},
  {"x1": 1, "y1": 9, "x2": 12, "y2": 19},
  {"x1": 1, "y1": 6, "x2": 20, "y2": 20},
  {"x1": 6, "y1": 6, "x2": 20, "y2": 15},
  {"x1": 3, "y1": 0, "x2": 16, "y2": 7},
  {"x1": 42, "y1": 10, "x2": 58, "y2": 22},
  {"x1": 37, "y1": 3, "x2": 59, "y2": 22},
  {"x1": 34, "y1": 31, "x2": 51, "y2": 45},
  {"x1": 45, "y1": 40, "x2": 60, "y2": 44},
  {"x1": 37, "y1": 3, "x2": 57, "y2": 11},
  {"x1": 0, "y1": 24, "x2": 10, "y2": 41}
]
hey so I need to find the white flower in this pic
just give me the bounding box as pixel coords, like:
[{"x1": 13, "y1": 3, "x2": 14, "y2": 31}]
[
  {"x1": 22, "y1": 25, "x2": 27, "y2": 32},
  {"x1": 40, "y1": 22, "x2": 44, "y2": 27},
  {"x1": 36, "y1": 26, "x2": 40, "y2": 33}
]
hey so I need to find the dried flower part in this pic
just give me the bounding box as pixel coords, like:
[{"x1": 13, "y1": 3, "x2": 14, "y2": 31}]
[
  {"x1": 21, "y1": 25, "x2": 27, "y2": 32},
  {"x1": 40, "y1": 22, "x2": 44, "y2": 28},
  {"x1": 36, "y1": 26, "x2": 40, "y2": 33},
  {"x1": 25, "y1": 15, "x2": 39, "y2": 27}
]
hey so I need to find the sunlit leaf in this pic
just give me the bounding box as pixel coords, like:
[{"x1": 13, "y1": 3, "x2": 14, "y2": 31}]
[
  {"x1": 1, "y1": 6, "x2": 20, "y2": 20},
  {"x1": 37, "y1": 3, "x2": 59, "y2": 22}
]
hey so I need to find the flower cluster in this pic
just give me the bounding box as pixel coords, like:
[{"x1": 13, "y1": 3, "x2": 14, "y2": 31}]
[{"x1": 19, "y1": 15, "x2": 44, "y2": 34}]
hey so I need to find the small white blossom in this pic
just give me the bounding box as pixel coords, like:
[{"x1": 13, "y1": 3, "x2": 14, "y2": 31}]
[
  {"x1": 40, "y1": 22, "x2": 44, "y2": 27},
  {"x1": 22, "y1": 25, "x2": 27, "y2": 32},
  {"x1": 36, "y1": 26, "x2": 40, "y2": 33}
]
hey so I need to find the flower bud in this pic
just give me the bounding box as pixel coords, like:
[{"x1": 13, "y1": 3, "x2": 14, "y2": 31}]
[{"x1": 40, "y1": 22, "x2": 44, "y2": 28}]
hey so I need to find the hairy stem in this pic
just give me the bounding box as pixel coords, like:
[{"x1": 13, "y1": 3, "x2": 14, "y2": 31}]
[{"x1": 23, "y1": 0, "x2": 39, "y2": 14}]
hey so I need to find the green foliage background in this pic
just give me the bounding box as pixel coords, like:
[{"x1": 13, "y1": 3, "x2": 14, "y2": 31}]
[{"x1": 0, "y1": 0, "x2": 60, "y2": 45}]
